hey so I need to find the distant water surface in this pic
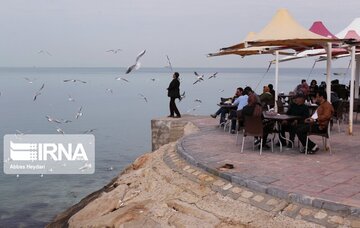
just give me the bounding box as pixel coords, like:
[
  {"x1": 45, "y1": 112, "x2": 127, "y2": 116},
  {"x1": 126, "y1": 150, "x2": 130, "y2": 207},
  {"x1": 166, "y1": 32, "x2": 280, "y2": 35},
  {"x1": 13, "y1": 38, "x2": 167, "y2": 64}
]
[{"x1": 0, "y1": 67, "x2": 348, "y2": 226}]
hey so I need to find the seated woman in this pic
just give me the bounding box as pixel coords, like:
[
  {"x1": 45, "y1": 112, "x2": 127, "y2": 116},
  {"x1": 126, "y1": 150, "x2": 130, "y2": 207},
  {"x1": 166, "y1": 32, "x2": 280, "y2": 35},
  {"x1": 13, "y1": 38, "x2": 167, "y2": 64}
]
[
  {"x1": 259, "y1": 85, "x2": 274, "y2": 109},
  {"x1": 242, "y1": 93, "x2": 274, "y2": 149},
  {"x1": 309, "y1": 79, "x2": 318, "y2": 100}
]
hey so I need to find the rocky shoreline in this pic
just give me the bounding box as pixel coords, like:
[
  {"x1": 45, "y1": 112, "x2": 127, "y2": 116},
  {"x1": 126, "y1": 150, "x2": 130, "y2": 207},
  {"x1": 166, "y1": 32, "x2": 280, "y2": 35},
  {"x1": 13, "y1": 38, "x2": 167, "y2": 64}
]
[{"x1": 48, "y1": 117, "x2": 321, "y2": 227}]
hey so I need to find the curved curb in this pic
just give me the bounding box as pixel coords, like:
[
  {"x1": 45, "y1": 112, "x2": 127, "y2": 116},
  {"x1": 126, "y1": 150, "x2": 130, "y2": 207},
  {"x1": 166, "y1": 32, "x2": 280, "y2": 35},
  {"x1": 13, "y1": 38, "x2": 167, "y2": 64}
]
[
  {"x1": 163, "y1": 142, "x2": 360, "y2": 227},
  {"x1": 176, "y1": 124, "x2": 360, "y2": 218}
]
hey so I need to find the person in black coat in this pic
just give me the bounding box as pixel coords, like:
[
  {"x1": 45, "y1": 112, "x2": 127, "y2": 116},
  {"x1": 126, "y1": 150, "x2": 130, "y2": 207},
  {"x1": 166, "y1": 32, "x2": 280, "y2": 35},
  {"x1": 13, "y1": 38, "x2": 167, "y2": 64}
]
[{"x1": 167, "y1": 72, "x2": 181, "y2": 118}]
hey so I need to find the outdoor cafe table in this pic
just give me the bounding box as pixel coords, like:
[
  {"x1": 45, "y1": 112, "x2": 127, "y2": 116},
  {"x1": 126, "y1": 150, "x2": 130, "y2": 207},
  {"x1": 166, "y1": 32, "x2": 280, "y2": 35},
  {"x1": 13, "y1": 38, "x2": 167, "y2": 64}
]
[
  {"x1": 307, "y1": 103, "x2": 318, "y2": 115},
  {"x1": 218, "y1": 103, "x2": 237, "y2": 109},
  {"x1": 263, "y1": 111, "x2": 304, "y2": 152}
]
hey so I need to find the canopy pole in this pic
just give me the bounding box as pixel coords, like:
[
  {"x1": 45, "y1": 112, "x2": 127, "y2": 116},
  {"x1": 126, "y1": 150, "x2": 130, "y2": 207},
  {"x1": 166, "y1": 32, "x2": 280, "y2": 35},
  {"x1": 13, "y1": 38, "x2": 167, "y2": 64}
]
[
  {"x1": 326, "y1": 43, "x2": 332, "y2": 102},
  {"x1": 275, "y1": 51, "x2": 279, "y2": 113},
  {"x1": 349, "y1": 46, "x2": 356, "y2": 135},
  {"x1": 355, "y1": 55, "x2": 360, "y2": 99}
]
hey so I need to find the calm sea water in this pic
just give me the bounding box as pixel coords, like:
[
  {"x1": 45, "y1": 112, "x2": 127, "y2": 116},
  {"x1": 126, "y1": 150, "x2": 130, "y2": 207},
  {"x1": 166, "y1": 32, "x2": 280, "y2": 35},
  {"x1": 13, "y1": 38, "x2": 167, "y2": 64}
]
[{"x1": 0, "y1": 67, "x2": 348, "y2": 226}]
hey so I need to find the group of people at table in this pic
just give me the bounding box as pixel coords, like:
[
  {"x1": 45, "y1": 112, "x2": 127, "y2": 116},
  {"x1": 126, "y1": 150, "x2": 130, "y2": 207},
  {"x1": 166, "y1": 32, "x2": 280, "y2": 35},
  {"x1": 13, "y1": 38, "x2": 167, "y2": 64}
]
[{"x1": 211, "y1": 80, "x2": 335, "y2": 154}]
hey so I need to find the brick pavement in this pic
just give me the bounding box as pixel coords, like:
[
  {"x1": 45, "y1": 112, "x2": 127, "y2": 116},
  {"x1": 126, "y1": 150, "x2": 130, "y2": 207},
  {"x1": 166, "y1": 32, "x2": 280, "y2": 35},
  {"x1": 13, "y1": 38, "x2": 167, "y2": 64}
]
[{"x1": 176, "y1": 115, "x2": 360, "y2": 217}]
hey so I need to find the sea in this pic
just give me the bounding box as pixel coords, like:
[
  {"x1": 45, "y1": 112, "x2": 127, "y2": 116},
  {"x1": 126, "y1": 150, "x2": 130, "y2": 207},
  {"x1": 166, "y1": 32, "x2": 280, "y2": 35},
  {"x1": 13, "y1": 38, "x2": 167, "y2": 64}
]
[{"x1": 0, "y1": 67, "x2": 348, "y2": 227}]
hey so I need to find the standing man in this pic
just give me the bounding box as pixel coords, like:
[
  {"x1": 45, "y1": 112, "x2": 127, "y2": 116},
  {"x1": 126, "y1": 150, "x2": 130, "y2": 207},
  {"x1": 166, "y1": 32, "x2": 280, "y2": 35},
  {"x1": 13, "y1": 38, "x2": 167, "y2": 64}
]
[{"x1": 167, "y1": 72, "x2": 181, "y2": 118}]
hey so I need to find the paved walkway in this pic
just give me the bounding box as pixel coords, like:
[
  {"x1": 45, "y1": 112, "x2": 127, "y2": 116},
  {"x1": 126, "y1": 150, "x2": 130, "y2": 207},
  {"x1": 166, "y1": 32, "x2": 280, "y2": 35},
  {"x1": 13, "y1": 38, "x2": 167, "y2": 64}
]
[{"x1": 176, "y1": 115, "x2": 360, "y2": 217}]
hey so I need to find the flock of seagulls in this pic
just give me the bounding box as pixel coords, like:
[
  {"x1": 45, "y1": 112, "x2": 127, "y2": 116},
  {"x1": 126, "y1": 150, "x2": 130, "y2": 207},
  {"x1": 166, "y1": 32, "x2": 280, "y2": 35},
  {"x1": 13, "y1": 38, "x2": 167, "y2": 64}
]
[
  {"x1": 28, "y1": 77, "x2": 93, "y2": 134},
  {"x1": 6, "y1": 50, "x2": 228, "y2": 179},
  {"x1": 193, "y1": 71, "x2": 218, "y2": 85},
  {"x1": 23, "y1": 49, "x2": 223, "y2": 137}
]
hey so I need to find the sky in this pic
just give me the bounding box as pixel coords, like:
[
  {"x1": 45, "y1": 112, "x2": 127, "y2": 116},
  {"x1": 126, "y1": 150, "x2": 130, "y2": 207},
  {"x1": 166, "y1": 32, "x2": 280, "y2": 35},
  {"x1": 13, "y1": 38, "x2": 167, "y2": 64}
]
[{"x1": 1, "y1": 0, "x2": 360, "y2": 68}]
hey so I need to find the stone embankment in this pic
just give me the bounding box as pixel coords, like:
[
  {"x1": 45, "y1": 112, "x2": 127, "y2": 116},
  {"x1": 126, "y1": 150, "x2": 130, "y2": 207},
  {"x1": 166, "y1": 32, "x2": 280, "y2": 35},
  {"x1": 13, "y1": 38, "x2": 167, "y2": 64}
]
[{"x1": 49, "y1": 116, "x2": 357, "y2": 227}]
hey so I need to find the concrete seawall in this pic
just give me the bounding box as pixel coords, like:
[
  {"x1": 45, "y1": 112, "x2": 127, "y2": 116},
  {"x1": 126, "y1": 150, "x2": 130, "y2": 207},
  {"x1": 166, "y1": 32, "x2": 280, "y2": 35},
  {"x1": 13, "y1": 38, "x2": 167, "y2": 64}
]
[{"x1": 151, "y1": 116, "x2": 199, "y2": 151}]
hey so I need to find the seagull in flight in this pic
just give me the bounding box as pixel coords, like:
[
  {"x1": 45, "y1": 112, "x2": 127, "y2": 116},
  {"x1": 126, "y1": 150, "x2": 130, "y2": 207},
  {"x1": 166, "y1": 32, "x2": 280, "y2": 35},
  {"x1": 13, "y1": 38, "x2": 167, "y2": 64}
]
[
  {"x1": 33, "y1": 92, "x2": 41, "y2": 101},
  {"x1": 194, "y1": 99, "x2": 202, "y2": 103},
  {"x1": 138, "y1": 93, "x2": 148, "y2": 102},
  {"x1": 56, "y1": 128, "x2": 65, "y2": 134},
  {"x1": 150, "y1": 78, "x2": 156, "y2": 82},
  {"x1": 106, "y1": 88, "x2": 113, "y2": 94},
  {"x1": 166, "y1": 55, "x2": 173, "y2": 72},
  {"x1": 68, "y1": 95, "x2": 75, "y2": 102},
  {"x1": 333, "y1": 72, "x2": 346, "y2": 76},
  {"x1": 126, "y1": 49, "x2": 146, "y2": 74},
  {"x1": 106, "y1": 49, "x2": 122, "y2": 54},
  {"x1": 76, "y1": 106, "x2": 83, "y2": 119},
  {"x1": 218, "y1": 89, "x2": 225, "y2": 93},
  {"x1": 15, "y1": 130, "x2": 31, "y2": 136},
  {"x1": 33, "y1": 83, "x2": 45, "y2": 101},
  {"x1": 24, "y1": 77, "x2": 36, "y2": 84},
  {"x1": 179, "y1": 91, "x2": 186, "y2": 101},
  {"x1": 193, "y1": 72, "x2": 204, "y2": 85},
  {"x1": 45, "y1": 115, "x2": 62, "y2": 124},
  {"x1": 38, "y1": 50, "x2": 52, "y2": 56},
  {"x1": 63, "y1": 79, "x2": 87, "y2": 83},
  {"x1": 15, "y1": 130, "x2": 25, "y2": 135},
  {"x1": 193, "y1": 79, "x2": 203, "y2": 85},
  {"x1": 186, "y1": 105, "x2": 201, "y2": 113},
  {"x1": 83, "y1": 128, "x2": 97, "y2": 134},
  {"x1": 208, "y1": 72, "x2": 218, "y2": 79},
  {"x1": 115, "y1": 77, "x2": 129, "y2": 82},
  {"x1": 79, "y1": 163, "x2": 92, "y2": 171}
]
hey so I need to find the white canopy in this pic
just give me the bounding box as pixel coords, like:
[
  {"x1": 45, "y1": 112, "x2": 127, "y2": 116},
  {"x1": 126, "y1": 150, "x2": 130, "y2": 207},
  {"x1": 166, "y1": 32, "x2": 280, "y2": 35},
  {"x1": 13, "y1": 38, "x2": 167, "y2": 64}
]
[{"x1": 336, "y1": 18, "x2": 360, "y2": 38}]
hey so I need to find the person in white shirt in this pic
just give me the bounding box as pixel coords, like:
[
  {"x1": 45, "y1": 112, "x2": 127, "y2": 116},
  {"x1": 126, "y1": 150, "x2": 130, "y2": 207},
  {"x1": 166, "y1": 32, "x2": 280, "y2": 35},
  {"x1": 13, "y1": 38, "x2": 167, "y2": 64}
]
[{"x1": 229, "y1": 86, "x2": 253, "y2": 133}]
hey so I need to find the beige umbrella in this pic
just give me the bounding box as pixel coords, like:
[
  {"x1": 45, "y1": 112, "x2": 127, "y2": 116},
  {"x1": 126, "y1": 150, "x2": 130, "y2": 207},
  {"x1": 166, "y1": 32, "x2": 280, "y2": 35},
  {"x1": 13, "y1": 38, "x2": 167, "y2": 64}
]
[{"x1": 209, "y1": 8, "x2": 346, "y2": 112}]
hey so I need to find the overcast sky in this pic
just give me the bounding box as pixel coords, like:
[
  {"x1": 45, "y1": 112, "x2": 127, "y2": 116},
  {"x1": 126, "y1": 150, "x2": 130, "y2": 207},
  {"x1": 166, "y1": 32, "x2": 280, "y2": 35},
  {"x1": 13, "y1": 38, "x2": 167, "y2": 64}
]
[{"x1": 1, "y1": 0, "x2": 360, "y2": 68}]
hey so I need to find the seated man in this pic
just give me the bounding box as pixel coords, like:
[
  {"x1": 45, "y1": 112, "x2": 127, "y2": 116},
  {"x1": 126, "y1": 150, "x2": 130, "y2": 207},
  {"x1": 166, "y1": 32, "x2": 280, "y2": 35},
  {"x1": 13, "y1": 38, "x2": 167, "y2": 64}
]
[
  {"x1": 296, "y1": 90, "x2": 334, "y2": 154},
  {"x1": 278, "y1": 93, "x2": 309, "y2": 148},
  {"x1": 294, "y1": 79, "x2": 310, "y2": 98},
  {"x1": 229, "y1": 86, "x2": 253, "y2": 133},
  {"x1": 211, "y1": 87, "x2": 243, "y2": 125}
]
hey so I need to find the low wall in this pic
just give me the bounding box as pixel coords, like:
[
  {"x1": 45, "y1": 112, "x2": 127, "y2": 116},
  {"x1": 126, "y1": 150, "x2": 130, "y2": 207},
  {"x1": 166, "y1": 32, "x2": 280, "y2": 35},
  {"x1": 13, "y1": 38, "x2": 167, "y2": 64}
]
[{"x1": 151, "y1": 117, "x2": 192, "y2": 151}]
